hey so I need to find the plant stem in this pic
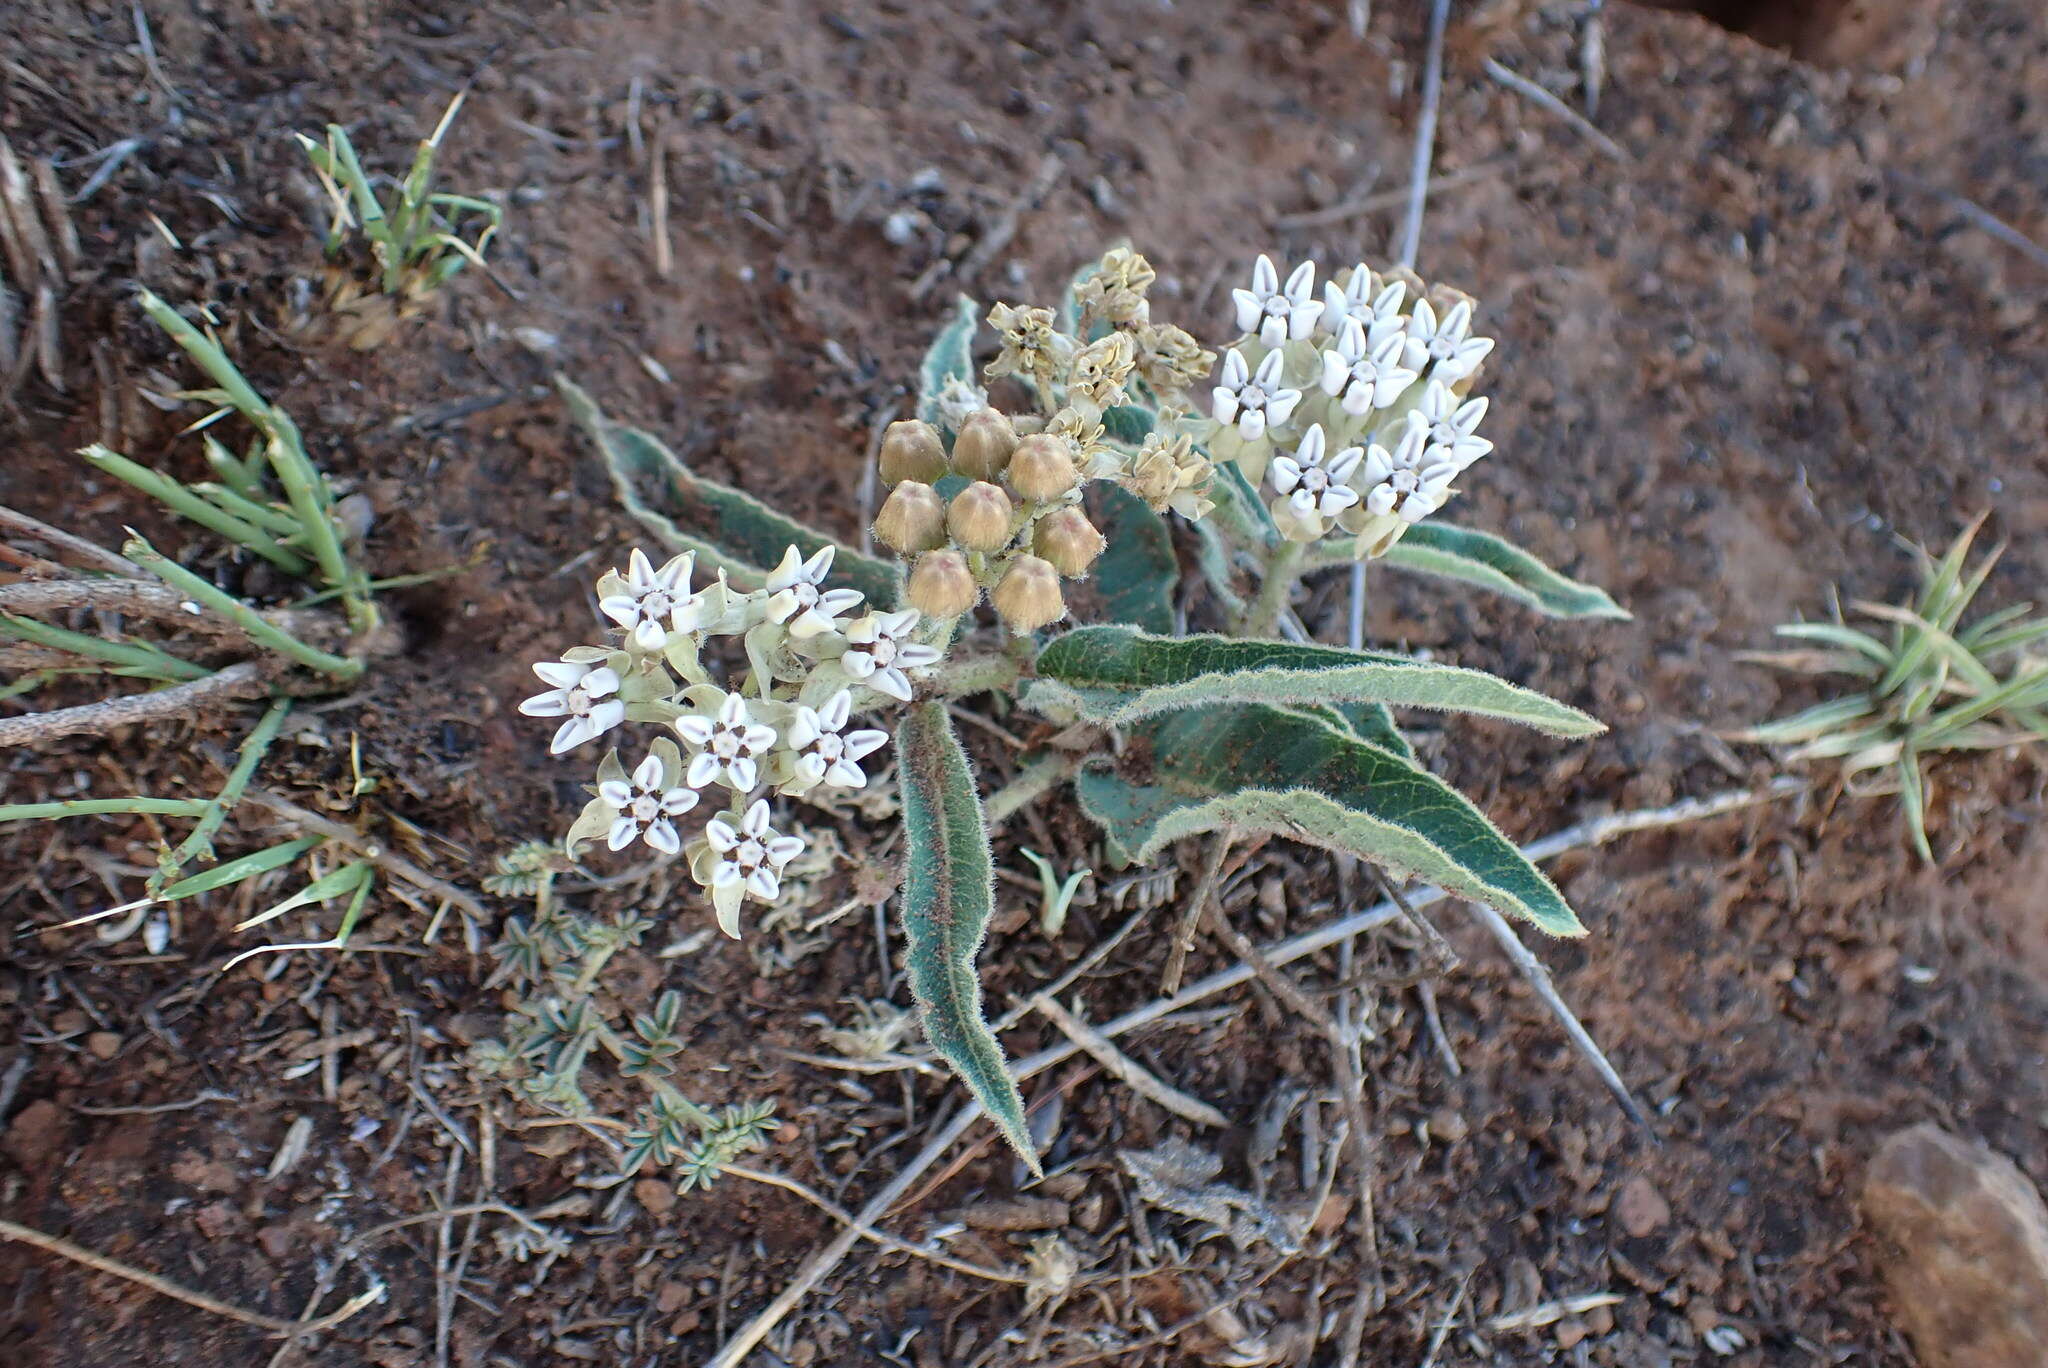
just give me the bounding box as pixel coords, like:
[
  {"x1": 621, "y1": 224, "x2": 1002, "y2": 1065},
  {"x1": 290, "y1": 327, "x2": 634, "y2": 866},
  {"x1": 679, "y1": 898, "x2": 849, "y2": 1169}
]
[
  {"x1": 0, "y1": 798, "x2": 213, "y2": 821},
  {"x1": 79, "y1": 445, "x2": 311, "y2": 577},
  {"x1": 0, "y1": 611, "x2": 208, "y2": 681},
  {"x1": 125, "y1": 538, "x2": 362, "y2": 680},
  {"x1": 933, "y1": 653, "x2": 1021, "y2": 698},
  {"x1": 983, "y1": 752, "x2": 1078, "y2": 825},
  {"x1": 164, "y1": 697, "x2": 292, "y2": 872},
  {"x1": 1241, "y1": 539, "x2": 1306, "y2": 637}
]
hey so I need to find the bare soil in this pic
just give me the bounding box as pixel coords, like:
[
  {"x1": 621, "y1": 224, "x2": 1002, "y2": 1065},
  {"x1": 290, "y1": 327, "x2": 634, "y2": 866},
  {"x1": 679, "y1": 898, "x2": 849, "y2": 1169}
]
[{"x1": 3, "y1": 1, "x2": 2045, "y2": 1365}]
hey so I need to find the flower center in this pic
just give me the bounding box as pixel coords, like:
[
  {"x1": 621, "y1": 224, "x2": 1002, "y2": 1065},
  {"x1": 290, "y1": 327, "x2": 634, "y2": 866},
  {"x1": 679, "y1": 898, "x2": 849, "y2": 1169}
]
[
  {"x1": 870, "y1": 638, "x2": 899, "y2": 668},
  {"x1": 737, "y1": 838, "x2": 765, "y2": 868},
  {"x1": 1430, "y1": 419, "x2": 1460, "y2": 446},
  {"x1": 642, "y1": 590, "x2": 672, "y2": 617},
  {"x1": 632, "y1": 794, "x2": 661, "y2": 821},
  {"x1": 713, "y1": 731, "x2": 740, "y2": 758},
  {"x1": 816, "y1": 736, "x2": 844, "y2": 763},
  {"x1": 566, "y1": 686, "x2": 592, "y2": 715}
]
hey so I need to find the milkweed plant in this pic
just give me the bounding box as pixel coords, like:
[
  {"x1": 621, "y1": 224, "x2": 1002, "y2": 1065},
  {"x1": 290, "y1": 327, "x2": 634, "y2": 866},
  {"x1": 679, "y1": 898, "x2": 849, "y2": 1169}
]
[{"x1": 510, "y1": 247, "x2": 1627, "y2": 1180}]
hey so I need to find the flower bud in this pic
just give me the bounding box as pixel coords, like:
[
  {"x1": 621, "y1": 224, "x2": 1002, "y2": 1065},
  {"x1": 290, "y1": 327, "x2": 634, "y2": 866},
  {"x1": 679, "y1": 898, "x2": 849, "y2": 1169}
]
[
  {"x1": 947, "y1": 481, "x2": 1014, "y2": 553},
  {"x1": 1033, "y1": 507, "x2": 1104, "y2": 577},
  {"x1": 878, "y1": 420, "x2": 947, "y2": 486},
  {"x1": 871, "y1": 481, "x2": 946, "y2": 553},
  {"x1": 950, "y1": 409, "x2": 1018, "y2": 481},
  {"x1": 1005, "y1": 434, "x2": 1079, "y2": 502},
  {"x1": 907, "y1": 550, "x2": 978, "y2": 619},
  {"x1": 992, "y1": 555, "x2": 1066, "y2": 632}
]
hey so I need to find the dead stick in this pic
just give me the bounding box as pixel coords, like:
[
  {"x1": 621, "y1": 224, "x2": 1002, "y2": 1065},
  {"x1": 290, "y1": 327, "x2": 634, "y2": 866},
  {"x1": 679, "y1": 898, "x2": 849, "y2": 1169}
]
[
  {"x1": 0, "y1": 505, "x2": 141, "y2": 575},
  {"x1": 0, "y1": 661, "x2": 265, "y2": 748},
  {"x1": 1483, "y1": 59, "x2": 1628, "y2": 162},
  {"x1": 0, "y1": 578, "x2": 254, "y2": 642},
  {"x1": 1030, "y1": 993, "x2": 1229, "y2": 1128}
]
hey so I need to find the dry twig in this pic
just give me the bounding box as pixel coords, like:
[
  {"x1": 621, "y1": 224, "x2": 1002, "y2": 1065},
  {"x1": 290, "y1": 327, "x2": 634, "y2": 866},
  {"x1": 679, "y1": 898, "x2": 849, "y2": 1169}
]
[
  {"x1": 0, "y1": 661, "x2": 266, "y2": 748},
  {"x1": 1030, "y1": 992, "x2": 1229, "y2": 1128},
  {"x1": 1483, "y1": 58, "x2": 1628, "y2": 162}
]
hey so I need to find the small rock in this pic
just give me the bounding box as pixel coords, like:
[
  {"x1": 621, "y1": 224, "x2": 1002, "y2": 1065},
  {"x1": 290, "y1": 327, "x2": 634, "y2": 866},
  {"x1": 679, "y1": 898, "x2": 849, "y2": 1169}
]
[
  {"x1": 633, "y1": 1177, "x2": 677, "y2": 1217},
  {"x1": 1615, "y1": 1175, "x2": 1672, "y2": 1237},
  {"x1": 256, "y1": 1224, "x2": 296, "y2": 1261},
  {"x1": 655, "y1": 1280, "x2": 689, "y2": 1314},
  {"x1": 85, "y1": 1032, "x2": 121, "y2": 1060},
  {"x1": 1861, "y1": 1122, "x2": 2048, "y2": 1368},
  {"x1": 3, "y1": 1099, "x2": 64, "y2": 1167}
]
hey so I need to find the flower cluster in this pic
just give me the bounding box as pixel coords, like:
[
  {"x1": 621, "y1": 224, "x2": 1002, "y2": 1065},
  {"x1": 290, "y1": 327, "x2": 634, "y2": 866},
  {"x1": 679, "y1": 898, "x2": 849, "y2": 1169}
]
[
  {"x1": 877, "y1": 248, "x2": 1222, "y2": 631},
  {"x1": 519, "y1": 546, "x2": 939, "y2": 936},
  {"x1": 1203, "y1": 255, "x2": 1497, "y2": 557}
]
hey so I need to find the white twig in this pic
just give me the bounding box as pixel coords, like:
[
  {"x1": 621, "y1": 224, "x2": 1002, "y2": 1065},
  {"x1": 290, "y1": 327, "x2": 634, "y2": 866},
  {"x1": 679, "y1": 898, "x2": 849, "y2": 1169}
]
[
  {"x1": 704, "y1": 780, "x2": 1801, "y2": 1367},
  {"x1": 1483, "y1": 59, "x2": 1627, "y2": 162},
  {"x1": 1031, "y1": 993, "x2": 1230, "y2": 1128}
]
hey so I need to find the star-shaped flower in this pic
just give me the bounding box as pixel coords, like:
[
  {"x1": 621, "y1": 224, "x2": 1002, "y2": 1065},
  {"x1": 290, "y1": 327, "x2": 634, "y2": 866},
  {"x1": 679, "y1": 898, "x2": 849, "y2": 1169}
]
[
  {"x1": 1211, "y1": 347, "x2": 1302, "y2": 442},
  {"x1": 840, "y1": 610, "x2": 942, "y2": 702},
  {"x1": 703, "y1": 800, "x2": 806, "y2": 934},
  {"x1": 598, "y1": 752, "x2": 699, "y2": 854},
  {"x1": 1402, "y1": 381, "x2": 1493, "y2": 469},
  {"x1": 1269, "y1": 424, "x2": 1364, "y2": 521},
  {"x1": 598, "y1": 549, "x2": 701, "y2": 652},
  {"x1": 675, "y1": 691, "x2": 779, "y2": 792},
  {"x1": 763, "y1": 545, "x2": 865, "y2": 639},
  {"x1": 1319, "y1": 317, "x2": 1420, "y2": 415},
  {"x1": 1231, "y1": 255, "x2": 1324, "y2": 348},
  {"x1": 1358, "y1": 427, "x2": 1460, "y2": 523},
  {"x1": 783, "y1": 690, "x2": 889, "y2": 790},
  {"x1": 519, "y1": 656, "x2": 625, "y2": 754},
  {"x1": 1320, "y1": 265, "x2": 1408, "y2": 341},
  {"x1": 1401, "y1": 298, "x2": 1494, "y2": 384}
]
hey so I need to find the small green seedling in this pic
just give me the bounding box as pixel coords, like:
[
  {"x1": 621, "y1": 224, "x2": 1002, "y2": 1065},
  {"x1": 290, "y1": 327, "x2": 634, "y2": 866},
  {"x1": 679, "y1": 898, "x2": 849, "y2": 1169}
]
[{"x1": 1019, "y1": 847, "x2": 1091, "y2": 937}]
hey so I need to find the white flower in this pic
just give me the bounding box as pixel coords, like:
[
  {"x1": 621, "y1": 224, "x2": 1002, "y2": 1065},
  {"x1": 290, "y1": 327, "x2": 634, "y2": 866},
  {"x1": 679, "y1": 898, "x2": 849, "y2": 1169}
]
[
  {"x1": 784, "y1": 689, "x2": 889, "y2": 790},
  {"x1": 1401, "y1": 298, "x2": 1494, "y2": 383},
  {"x1": 519, "y1": 657, "x2": 625, "y2": 754},
  {"x1": 1358, "y1": 426, "x2": 1459, "y2": 522},
  {"x1": 598, "y1": 753, "x2": 699, "y2": 854},
  {"x1": 1320, "y1": 265, "x2": 1407, "y2": 340},
  {"x1": 1231, "y1": 254, "x2": 1324, "y2": 348},
  {"x1": 598, "y1": 549, "x2": 701, "y2": 652},
  {"x1": 840, "y1": 610, "x2": 943, "y2": 702},
  {"x1": 1268, "y1": 424, "x2": 1364, "y2": 520},
  {"x1": 1210, "y1": 347, "x2": 1302, "y2": 442},
  {"x1": 1318, "y1": 317, "x2": 1419, "y2": 415},
  {"x1": 763, "y1": 545, "x2": 865, "y2": 639},
  {"x1": 1402, "y1": 380, "x2": 1493, "y2": 469},
  {"x1": 675, "y1": 691, "x2": 779, "y2": 792},
  {"x1": 703, "y1": 799, "x2": 806, "y2": 929}
]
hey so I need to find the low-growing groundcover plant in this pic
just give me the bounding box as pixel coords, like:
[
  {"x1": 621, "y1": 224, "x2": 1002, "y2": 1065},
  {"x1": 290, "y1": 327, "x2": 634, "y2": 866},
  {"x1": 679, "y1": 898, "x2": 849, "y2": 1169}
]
[{"x1": 512, "y1": 247, "x2": 1625, "y2": 1178}]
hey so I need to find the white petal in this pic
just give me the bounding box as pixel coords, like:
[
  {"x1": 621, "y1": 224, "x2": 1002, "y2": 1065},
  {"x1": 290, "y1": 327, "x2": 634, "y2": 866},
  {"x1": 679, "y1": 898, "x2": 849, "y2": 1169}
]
[
  {"x1": 598, "y1": 594, "x2": 641, "y2": 629},
  {"x1": 1320, "y1": 485, "x2": 1361, "y2": 515},
  {"x1": 631, "y1": 618, "x2": 667, "y2": 652},
  {"x1": 764, "y1": 835, "x2": 806, "y2": 866},
  {"x1": 742, "y1": 800, "x2": 772, "y2": 837},
  {"x1": 1251, "y1": 254, "x2": 1278, "y2": 295},
  {"x1": 1266, "y1": 388, "x2": 1302, "y2": 428},
  {"x1": 1269, "y1": 456, "x2": 1303, "y2": 494},
  {"x1": 675, "y1": 714, "x2": 715, "y2": 746},
  {"x1": 1296, "y1": 424, "x2": 1326, "y2": 463},
  {"x1": 763, "y1": 587, "x2": 801, "y2": 624},
  {"x1": 1231, "y1": 290, "x2": 1263, "y2": 335},
  {"x1": 582, "y1": 667, "x2": 621, "y2": 698},
  {"x1": 1282, "y1": 259, "x2": 1315, "y2": 301},
  {"x1": 1367, "y1": 485, "x2": 1398, "y2": 516},
  {"x1": 1286, "y1": 300, "x2": 1324, "y2": 339},
  {"x1": 587, "y1": 699, "x2": 626, "y2": 735},
  {"x1": 644, "y1": 820, "x2": 681, "y2": 855},
  {"x1": 598, "y1": 780, "x2": 633, "y2": 808},
  {"x1": 532, "y1": 660, "x2": 587, "y2": 688},
  {"x1": 1238, "y1": 408, "x2": 1267, "y2": 442},
  {"x1": 1220, "y1": 348, "x2": 1249, "y2": 387},
  {"x1": 686, "y1": 751, "x2": 723, "y2": 788},
  {"x1": 627, "y1": 548, "x2": 657, "y2": 588},
  {"x1": 745, "y1": 868, "x2": 780, "y2": 902},
  {"x1": 1213, "y1": 386, "x2": 1241, "y2": 424},
  {"x1": 1340, "y1": 382, "x2": 1373, "y2": 416},
  {"x1": 607, "y1": 816, "x2": 640, "y2": 851},
  {"x1": 1257, "y1": 315, "x2": 1286, "y2": 349},
  {"x1": 550, "y1": 717, "x2": 590, "y2": 754},
  {"x1": 1326, "y1": 445, "x2": 1365, "y2": 484},
  {"x1": 801, "y1": 544, "x2": 836, "y2": 583},
  {"x1": 785, "y1": 708, "x2": 821, "y2": 751},
  {"x1": 1252, "y1": 348, "x2": 1287, "y2": 389},
  {"x1": 764, "y1": 544, "x2": 806, "y2": 592},
  {"x1": 895, "y1": 643, "x2": 942, "y2": 669},
  {"x1": 632, "y1": 754, "x2": 665, "y2": 790},
  {"x1": 740, "y1": 725, "x2": 778, "y2": 753},
  {"x1": 789, "y1": 606, "x2": 834, "y2": 638},
  {"x1": 872, "y1": 667, "x2": 913, "y2": 702},
  {"x1": 519, "y1": 690, "x2": 570, "y2": 717},
  {"x1": 710, "y1": 859, "x2": 743, "y2": 887},
  {"x1": 726, "y1": 756, "x2": 759, "y2": 792},
  {"x1": 820, "y1": 690, "x2": 854, "y2": 731},
  {"x1": 1319, "y1": 351, "x2": 1349, "y2": 396},
  {"x1": 843, "y1": 729, "x2": 888, "y2": 761},
  {"x1": 661, "y1": 786, "x2": 699, "y2": 815},
  {"x1": 704, "y1": 819, "x2": 739, "y2": 851},
  {"x1": 794, "y1": 754, "x2": 828, "y2": 785},
  {"x1": 1409, "y1": 297, "x2": 1438, "y2": 339},
  {"x1": 654, "y1": 551, "x2": 693, "y2": 591},
  {"x1": 825, "y1": 759, "x2": 866, "y2": 788}
]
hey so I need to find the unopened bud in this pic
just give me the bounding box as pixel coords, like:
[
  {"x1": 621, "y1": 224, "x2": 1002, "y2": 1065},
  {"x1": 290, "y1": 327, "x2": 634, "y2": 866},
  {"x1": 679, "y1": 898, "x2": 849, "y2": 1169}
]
[
  {"x1": 872, "y1": 481, "x2": 947, "y2": 553},
  {"x1": 1006, "y1": 434, "x2": 1079, "y2": 502},
  {"x1": 907, "y1": 550, "x2": 978, "y2": 619},
  {"x1": 947, "y1": 481, "x2": 1014, "y2": 553},
  {"x1": 1033, "y1": 507, "x2": 1104, "y2": 577},
  {"x1": 992, "y1": 555, "x2": 1066, "y2": 632},
  {"x1": 951, "y1": 409, "x2": 1018, "y2": 481},
  {"x1": 878, "y1": 420, "x2": 947, "y2": 486}
]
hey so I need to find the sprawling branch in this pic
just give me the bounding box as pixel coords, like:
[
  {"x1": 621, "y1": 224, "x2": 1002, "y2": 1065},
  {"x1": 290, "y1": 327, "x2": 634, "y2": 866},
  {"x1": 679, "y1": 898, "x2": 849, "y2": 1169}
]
[{"x1": 0, "y1": 662, "x2": 265, "y2": 748}]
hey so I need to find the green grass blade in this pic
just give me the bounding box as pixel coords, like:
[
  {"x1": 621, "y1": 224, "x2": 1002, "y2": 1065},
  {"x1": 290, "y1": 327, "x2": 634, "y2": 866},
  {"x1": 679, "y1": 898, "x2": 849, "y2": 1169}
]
[
  {"x1": 157, "y1": 835, "x2": 324, "y2": 900},
  {"x1": 0, "y1": 798, "x2": 212, "y2": 821},
  {"x1": 0, "y1": 612, "x2": 208, "y2": 682},
  {"x1": 1772, "y1": 622, "x2": 1892, "y2": 667},
  {"x1": 78, "y1": 444, "x2": 311, "y2": 576},
  {"x1": 234, "y1": 859, "x2": 373, "y2": 932}
]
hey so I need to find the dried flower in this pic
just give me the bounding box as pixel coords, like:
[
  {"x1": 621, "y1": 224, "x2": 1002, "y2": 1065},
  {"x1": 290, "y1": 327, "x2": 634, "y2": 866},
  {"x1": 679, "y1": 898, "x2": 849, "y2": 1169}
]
[
  {"x1": 1045, "y1": 407, "x2": 1118, "y2": 479},
  {"x1": 763, "y1": 545, "x2": 865, "y2": 639},
  {"x1": 521, "y1": 655, "x2": 626, "y2": 754},
  {"x1": 878, "y1": 419, "x2": 948, "y2": 486},
  {"x1": 1074, "y1": 246, "x2": 1156, "y2": 327},
  {"x1": 598, "y1": 549, "x2": 700, "y2": 653},
  {"x1": 1122, "y1": 431, "x2": 1214, "y2": 521},
  {"x1": 1134, "y1": 322, "x2": 1216, "y2": 397},
  {"x1": 1232, "y1": 255, "x2": 1322, "y2": 348},
  {"x1": 783, "y1": 689, "x2": 889, "y2": 791},
  {"x1": 1402, "y1": 380, "x2": 1492, "y2": 469},
  {"x1": 872, "y1": 481, "x2": 947, "y2": 553},
  {"x1": 675, "y1": 691, "x2": 779, "y2": 792},
  {"x1": 907, "y1": 550, "x2": 978, "y2": 619},
  {"x1": 1006, "y1": 434, "x2": 1080, "y2": 502},
  {"x1": 1269, "y1": 424, "x2": 1363, "y2": 524},
  {"x1": 985, "y1": 302, "x2": 1072, "y2": 388},
  {"x1": 598, "y1": 751, "x2": 699, "y2": 854},
  {"x1": 992, "y1": 554, "x2": 1066, "y2": 631},
  {"x1": 841, "y1": 610, "x2": 943, "y2": 701},
  {"x1": 947, "y1": 481, "x2": 1015, "y2": 552},
  {"x1": 1319, "y1": 317, "x2": 1419, "y2": 415},
  {"x1": 1211, "y1": 347, "x2": 1301, "y2": 441},
  {"x1": 1068, "y1": 331, "x2": 1136, "y2": 409},
  {"x1": 952, "y1": 408, "x2": 1019, "y2": 481},
  {"x1": 701, "y1": 800, "x2": 806, "y2": 936},
  {"x1": 1033, "y1": 506, "x2": 1106, "y2": 576},
  {"x1": 1401, "y1": 297, "x2": 1494, "y2": 384}
]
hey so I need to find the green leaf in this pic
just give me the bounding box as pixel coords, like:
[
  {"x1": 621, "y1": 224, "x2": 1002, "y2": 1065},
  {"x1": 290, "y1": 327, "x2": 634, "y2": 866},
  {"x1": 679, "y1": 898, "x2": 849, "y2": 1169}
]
[
  {"x1": 1314, "y1": 702, "x2": 1416, "y2": 762},
  {"x1": 558, "y1": 376, "x2": 899, "y2": 608},
  {"x1": 1030, "y1": 626, "x2": 1603, "y2": 737},
  {"x1": 897, "y1": 702, "x2": 1041, "y2": 1173},
  {"x1": 1101, "y1": 404, "x2": 1156, "y2": 446},
  {"x1": 1075, "y1": 704, "x2": 1585, "y2": 936},
  {"x1": 156, "y1": 836, "x2": 324, "y2": 900},
  {"x1": 1359, "y1": 522, "x2": 1629, "y2": 620},
  {"x1": 916, "y1": 294, "x2": 981, "y2": 432},
  {"x1": 1089, "y1": 486, "x2": 1177, "y2": 633},
  {"x1": 235, "y1": 859, "x2": 373, "y2": 932}
]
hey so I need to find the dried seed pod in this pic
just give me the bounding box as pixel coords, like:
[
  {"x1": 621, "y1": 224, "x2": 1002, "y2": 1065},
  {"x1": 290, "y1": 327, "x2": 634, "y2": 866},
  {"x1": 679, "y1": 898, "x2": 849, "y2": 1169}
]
[
  {"x1": 992, "y1": 554, "x2": 1065, "y2": 632},
  {"x1": 878, "y1": 419, "x2": 948, "y2": 486},
  {"x1": 907, "y1": 549, "x2": 978, "y2": 619},
  {"x1": 872, "y1": 480, "x2": 947, "y2": 553},
  {"x1": 1006, "y1": 434, "x2": 1079, "y2": 503},
  {"x1": 947, "y1": 481, "x2": 1014, "y2": 553},
  {"x1": 1032, "y1": 506, "x2": 1105, "y2": 577},
  {"x1": 951, "y1": 408, "x2": 1018, "y2": 481}
]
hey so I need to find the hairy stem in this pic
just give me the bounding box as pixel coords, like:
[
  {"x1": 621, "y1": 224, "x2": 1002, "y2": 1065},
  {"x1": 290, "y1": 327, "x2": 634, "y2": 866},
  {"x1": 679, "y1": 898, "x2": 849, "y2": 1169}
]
[
  {"x1": 931, "y1": 653, "x2": 1021, "y2": 698},
  {"x1": 982, "y1": 751, "x2": 1078, "y2": 825},
  {"x1": 1241, "y1": 539, "x2": 1307, "y2": 637}
]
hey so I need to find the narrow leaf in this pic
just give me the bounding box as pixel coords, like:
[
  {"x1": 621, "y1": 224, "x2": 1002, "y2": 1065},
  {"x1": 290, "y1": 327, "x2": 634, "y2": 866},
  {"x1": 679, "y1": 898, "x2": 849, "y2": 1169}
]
[
  {"x1": 1031, "y1": 626, "x2": 1603, "y2": 737},
  {"x1": 897, "y1": 702, "x2": 1040, "y2": 1173},
  {"x1": 1367, "y1": 522, "x2": 1629, "y2": 620},
  {"x1": 157, "y1": 836, "x2": 324, "y2": 900},
  {"x1": 1075, "y1": 705, "x2": 1585, "y2": 936},
  {"x1": 559, "y1": 377, "x2": 899, "y2": 608},
  {"x1": 1089, "y1": 486, "x2": 1177, "y2": 634}
]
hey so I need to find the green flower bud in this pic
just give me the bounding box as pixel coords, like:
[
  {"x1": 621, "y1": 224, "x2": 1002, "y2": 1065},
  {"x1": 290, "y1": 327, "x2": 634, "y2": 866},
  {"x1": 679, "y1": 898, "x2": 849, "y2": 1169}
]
[
  {"x1": 947, "y1": 481, "x2": 1014, "y2": 553},
  {"x1": 1032, "y1": 506, "x2": 1104, "y2": 577},
  {"x1": 992, "y1": 554, "x2": 1065, "y2": 632},
  {"x1": 878, "y1": 419, "x2": 948, "y2": 486},
  {"x1": 1006, "y1": 434, "x2": 1079, "y2": 503},
  {"x1": 871, "y1": 481, "x2": 947, "y2": 553},
  {"x1": 907, "y1": 549, "x2": 978, "y2": 619},
  {"x1": 951, "y1": 408, "x2": 1018, "y2": 481}
]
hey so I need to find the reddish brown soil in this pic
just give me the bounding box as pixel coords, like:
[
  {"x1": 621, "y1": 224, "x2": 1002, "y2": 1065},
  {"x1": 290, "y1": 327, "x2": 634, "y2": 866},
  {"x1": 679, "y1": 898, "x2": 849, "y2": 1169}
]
[{"x1": 3, "y1": 1, "x2": 2045, "y2": 1365}]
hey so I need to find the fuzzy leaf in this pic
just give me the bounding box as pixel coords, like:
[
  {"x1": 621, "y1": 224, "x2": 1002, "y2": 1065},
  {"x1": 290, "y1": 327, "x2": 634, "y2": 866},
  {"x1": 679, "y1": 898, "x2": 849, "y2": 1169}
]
[
  {"x1": 897, "y1": 702, "x2": 1041, "y2": 1173},
  {"x1": 1030, "y1": 626, "x2": 1602, "y2": 737},
  {"x1": 1101, "y1": 403, "x2": 1156, "y2": 446},
  {"x1": 558, "y1": 377, "x2": 899, "y2": 608},
  {"x1": 1075, "y1": 704, "x2": 1584, "y2": 936},
  {"x1": 1314, "y1": 702, "x2": 1416, "y2": 762},
  {"x1": 1090, "y1": 486, "x2": 1177, "y2": 633},
  {"x1": 916, "y1": 294, "x2": 981, "y2": 431},
  {"x1": 1350, "y1": 523, "x2": 1628, "y2": 620}
]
